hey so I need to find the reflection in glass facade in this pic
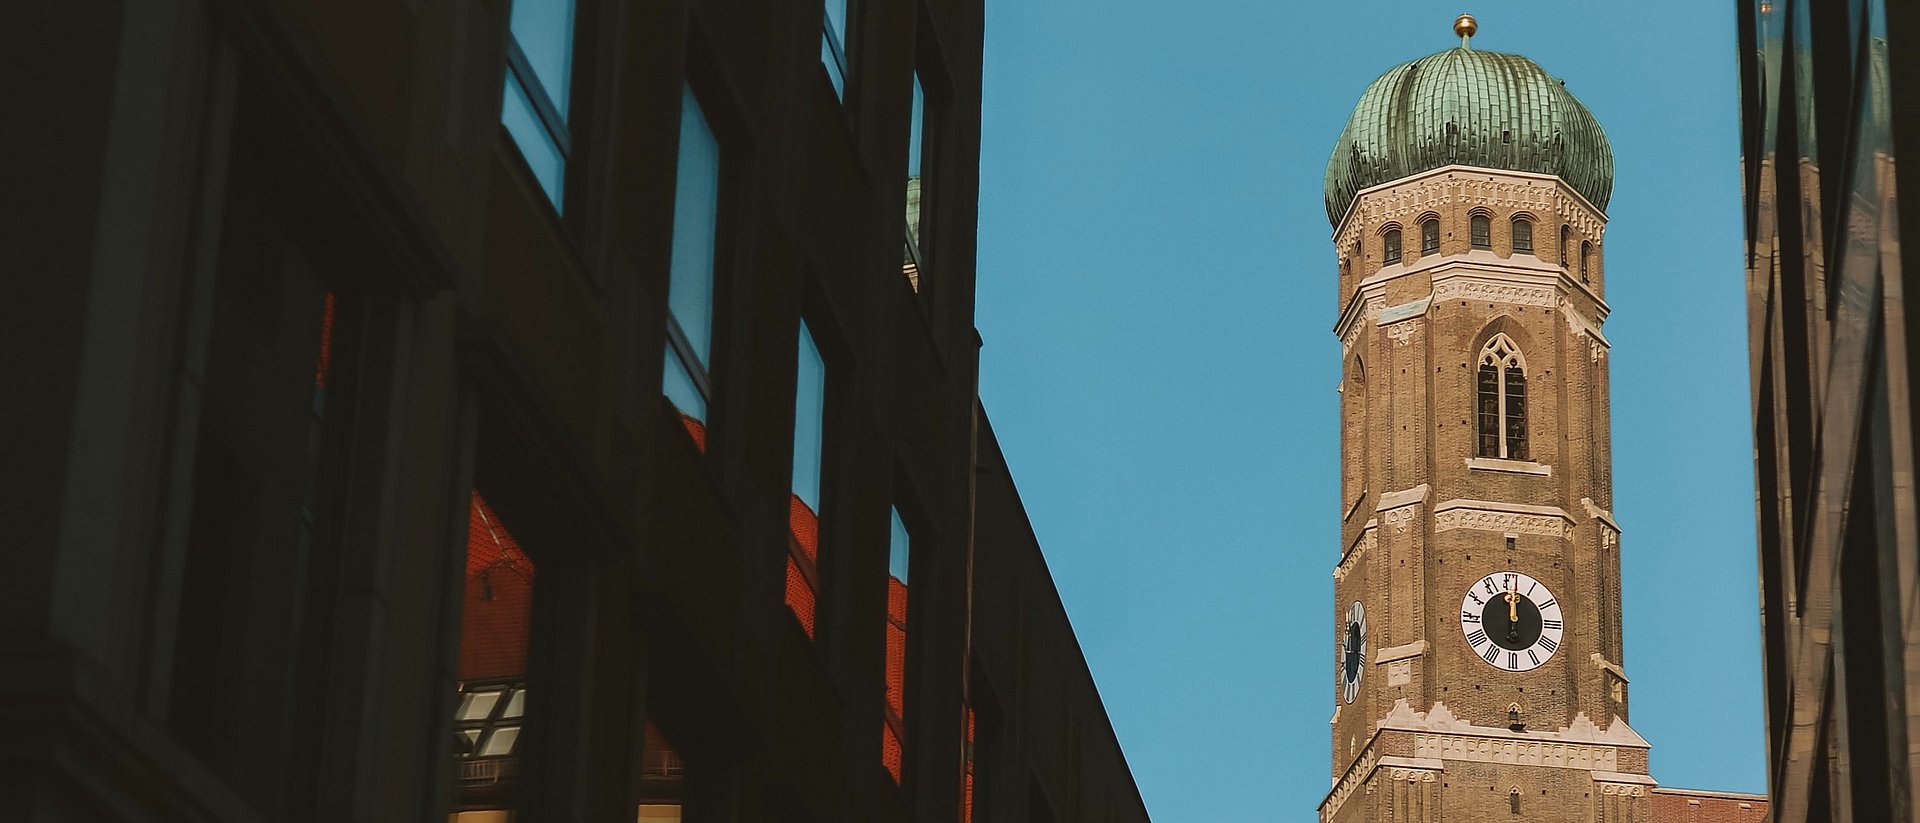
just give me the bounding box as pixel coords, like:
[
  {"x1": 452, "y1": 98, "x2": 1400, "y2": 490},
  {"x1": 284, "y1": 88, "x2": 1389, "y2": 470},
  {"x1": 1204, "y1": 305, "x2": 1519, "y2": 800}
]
[
  {"x1": 665, "y1": 87, "x2": 722, "y2": 425},
  {"x1": 501, "y1": 0, "x2": 576, "y2": 209},
  {"x1": 1739, "y1": 0, "x2": 1914, "y2": 819}
]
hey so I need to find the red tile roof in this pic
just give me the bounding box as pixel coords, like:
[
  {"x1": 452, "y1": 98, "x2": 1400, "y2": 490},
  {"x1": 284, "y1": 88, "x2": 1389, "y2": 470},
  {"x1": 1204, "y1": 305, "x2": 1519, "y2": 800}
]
[
  {"x1": 460, "y1": 491, "x2": 536, "y2": 681},
  {"x1": 787, "y1": 496, "x2": 822, "y2": 638}
]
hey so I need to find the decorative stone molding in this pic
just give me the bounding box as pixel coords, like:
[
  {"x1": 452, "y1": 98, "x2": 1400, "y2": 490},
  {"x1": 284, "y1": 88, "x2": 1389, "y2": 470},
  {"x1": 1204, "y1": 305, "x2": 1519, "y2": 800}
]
[
  {"x1": 1566, "y1": 301, "x2": 1612, "y2": 349},
  {"x1": 1591, "y1": 654, "x2": 1629, "y2": 683},
  {"x1": 1414, "y1": 733, "x2": 1618, "y2": 772},
  {"x1": 1383, "y1": 504, "x2": 1419, "y2": 533},
  {"x1": 1581, "y1": 498, "x2": 1621, "y2": 532},
  {"x1": 1336, "y1": 295, "x2": 1384, "y2": 354},
  {"x1": 1386, "y1": 320, "x2": 1419, "y2": 347},
  {"x1": 1320, "y1": 748, "x2": 1378, "y2": 821},
  {"x1": 1433, "y1": 499, "x2": 1576, "y2": 538},
  {"x1": 1334, "y1": 522, "x2": 1377, "y2": 581},
  {"x1": 1597, "y1": 782, "x2": 1649, "y2": 797},
  {"x1": 1432, "y1": 276, "x2": 1558, "y2": 308},
  {"x1": 1385, "y1": 765, "x2": 1439, "y2": 782},
  {"x1": 1333, "y1": 165, "x2": 1607, "y2": 245}
]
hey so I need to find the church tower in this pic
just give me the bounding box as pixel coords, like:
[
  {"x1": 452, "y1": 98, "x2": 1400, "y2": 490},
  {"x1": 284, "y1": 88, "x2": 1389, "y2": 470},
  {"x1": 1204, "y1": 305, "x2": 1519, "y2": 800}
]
[{"x1": 1320, "y1": 16, "x2": 1654, "y2": 822}]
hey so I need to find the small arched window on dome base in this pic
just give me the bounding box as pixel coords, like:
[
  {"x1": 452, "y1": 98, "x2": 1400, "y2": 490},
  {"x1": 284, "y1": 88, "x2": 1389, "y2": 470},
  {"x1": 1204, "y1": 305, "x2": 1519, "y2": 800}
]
[
  {"x1": 1476, "y1": 334, "x2": 1529, "y2": 460},
  {"x1": 1384, "y1": 228, "x2": 1402, "y2": 264},
  {"x1": 1470, "y1": 213, "x2": 1492, "y2": 250},
  {"x1": 1559, "y1": 225, "x2": 1572, "y2": 269},
  {"x1": 1580, "y1": 240, "x2": 1594, "y2": 283},
  {"x1": 1420, "y1": 217, "x2": 1440, "y2": 256},
  {"x1": 1512, "y1": 217, "x2": 1533, "y2": 254}
]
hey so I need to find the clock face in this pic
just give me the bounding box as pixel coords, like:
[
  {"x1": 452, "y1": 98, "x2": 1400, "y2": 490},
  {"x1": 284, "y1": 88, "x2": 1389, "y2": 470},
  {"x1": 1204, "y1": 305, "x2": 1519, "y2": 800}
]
[
  {"x1": 1342, "y1": 601, "x2": 1367, "y2": 703},
  {"x1": 1460, "y1": 571, "x2": 1563, "y2": 673}
]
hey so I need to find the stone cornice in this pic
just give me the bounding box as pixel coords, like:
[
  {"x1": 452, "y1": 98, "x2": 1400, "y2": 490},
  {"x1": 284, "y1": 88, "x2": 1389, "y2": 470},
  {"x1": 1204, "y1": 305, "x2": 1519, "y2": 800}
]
[
  {"x1": 1334, "y1": 256, "x2": 1612, "y2": 345},
  {"x1": 1320, "y1": 700, "x2": 1652, "y2": 820},
  {"x1": 1433, "y1": 498, "x2": 1577, "y2": 538},
  {"x1": 1334, "y1": 520, "x2": 1376, "y2": 581},
  {"x1": 1330, "y1": 164, "x2": 1609, "y2": 246}
]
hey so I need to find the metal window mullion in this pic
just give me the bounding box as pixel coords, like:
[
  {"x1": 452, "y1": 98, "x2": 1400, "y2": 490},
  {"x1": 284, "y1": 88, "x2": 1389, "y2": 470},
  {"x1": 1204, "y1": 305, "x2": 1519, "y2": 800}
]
[
  {"x1": 507, "y1": 37, "x2": 572, "y2": 157},
  {"x1": 904, "y1": 224, "x2": 923, "y2": 268},
  {"x1": 1497, "y1": 362, "x2": 1510, "y2": 459},
  {"x1": 821, "y1": 19, "x2": 849, "y2": 78},
  {"x1": 664, "y1": 312, "x2": 713, "y2": 400}
]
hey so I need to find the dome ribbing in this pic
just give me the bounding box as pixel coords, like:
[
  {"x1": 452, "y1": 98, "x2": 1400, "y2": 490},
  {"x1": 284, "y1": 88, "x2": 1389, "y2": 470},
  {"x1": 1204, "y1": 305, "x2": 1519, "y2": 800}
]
[{"x1": 1324, "y1": 47, "x2": 1613, "y2": 227}]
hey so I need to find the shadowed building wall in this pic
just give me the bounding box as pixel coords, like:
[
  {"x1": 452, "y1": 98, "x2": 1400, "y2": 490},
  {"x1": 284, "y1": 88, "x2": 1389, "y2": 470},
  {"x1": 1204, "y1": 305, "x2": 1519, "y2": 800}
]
[
  {"x1": 0, "y1": 2, "x2": 1149, "y2": 821},
  {"x1": 1738, "y1": 0, "x2": 1920, "y2": 820}
]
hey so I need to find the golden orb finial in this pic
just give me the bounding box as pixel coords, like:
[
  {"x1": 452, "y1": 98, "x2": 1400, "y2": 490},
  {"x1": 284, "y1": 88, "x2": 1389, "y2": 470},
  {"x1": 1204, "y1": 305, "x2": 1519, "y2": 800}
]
[{"x1": 1454, "y1": 13, "x2": 1478, "y2": 47}]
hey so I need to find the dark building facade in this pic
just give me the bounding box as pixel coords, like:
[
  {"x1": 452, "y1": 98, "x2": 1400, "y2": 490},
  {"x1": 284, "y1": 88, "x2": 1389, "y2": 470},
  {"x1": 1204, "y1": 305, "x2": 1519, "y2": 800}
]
[
  {"x1": 4, "y1": 2, "x2": 1150, "y2": 822},
  {"x1": 1739, "y1": 0, "x2": 1920, "y2": 820}
]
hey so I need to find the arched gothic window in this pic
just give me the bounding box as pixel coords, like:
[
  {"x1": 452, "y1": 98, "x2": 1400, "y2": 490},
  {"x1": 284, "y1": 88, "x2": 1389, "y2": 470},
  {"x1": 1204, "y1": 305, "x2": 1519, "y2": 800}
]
[
  {"x1": 1560, "y1": 225, "x2": 1572, "y2": 267},
  {"x1": 1420, "y1": 218, "x2": 1440, "y2": 255},
  {"x1": 1512, "y1": 218, "x2": 1533, "y2": 253},
  {"x1": 1580, "y1": 240, "x2": 1593, "y2": 282},
  {"x1": 1384, "y1": 229, "x2": 1402, "y2": 264},
  {"x1": 1470, "y1": 214, "x2": 1491, "y2": 249},
  {"x1": 1476, "y1": 334, "x2": 1529, "y2": 460}
]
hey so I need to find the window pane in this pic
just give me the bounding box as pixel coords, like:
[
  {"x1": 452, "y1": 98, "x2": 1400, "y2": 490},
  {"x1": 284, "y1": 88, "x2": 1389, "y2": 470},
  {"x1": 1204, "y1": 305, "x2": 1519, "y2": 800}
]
[
  {"x1": 502, "y1": 689, "x2": 525, "y2": 719},
  {"x1": 908, "y1": 76, "x2": 926, "y2": 179},
  {"x1": 1470, "y1": 215, "x2": 1490, "y2": 248},
  {"x1": 502, "y1": 73, "x2": 566, "y2": 207},
  {"x1": 509, "y1": 0, "x2": 577, "y2": 119},
  {"x1": 792, "y1": 322, "x2": 827, "y2": 511},
  {"x1": 669, "y1": 87, "x2": 721, "y2": 368},
  {"x1": 888, "y1": 508, "x2": 910, "y2": 584},
  {"x1": 821, "y1": 34, "x2": 846, "y2": 98},
  {"x1": 459, "y1": 690, "x2": 503, "y2": 721},
  {"x1": 478, "y1": 725, "x2": 521, "y2": 757},
  {"x1": 663, "y1": 349, "x2": 707, "y2": 424},
  {"x1": 1513, "y1": 219, "x2": 1533, "y2": 252},
  {"x1": 825, "y1": 0, "x2": 849, "y2": 42}
]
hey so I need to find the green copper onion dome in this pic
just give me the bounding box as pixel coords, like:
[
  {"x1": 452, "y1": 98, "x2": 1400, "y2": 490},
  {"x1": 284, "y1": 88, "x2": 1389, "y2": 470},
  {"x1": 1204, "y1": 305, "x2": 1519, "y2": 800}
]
[{"x1": 1324, "y1": 21, "x2": 1613, "y2": 226}]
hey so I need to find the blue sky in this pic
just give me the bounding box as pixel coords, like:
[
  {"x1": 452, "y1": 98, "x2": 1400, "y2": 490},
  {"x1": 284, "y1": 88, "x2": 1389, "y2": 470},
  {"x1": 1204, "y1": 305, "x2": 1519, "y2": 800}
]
[{"x1": 973, "y1": 2, "x2": 1764, "y2": 820}]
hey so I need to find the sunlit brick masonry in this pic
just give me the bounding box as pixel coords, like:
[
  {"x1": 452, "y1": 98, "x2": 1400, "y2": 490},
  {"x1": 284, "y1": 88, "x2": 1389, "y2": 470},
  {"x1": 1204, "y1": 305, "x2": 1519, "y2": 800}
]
[{"x1": 1317, "y1": 15, "x2": 1764, "y2": 823}]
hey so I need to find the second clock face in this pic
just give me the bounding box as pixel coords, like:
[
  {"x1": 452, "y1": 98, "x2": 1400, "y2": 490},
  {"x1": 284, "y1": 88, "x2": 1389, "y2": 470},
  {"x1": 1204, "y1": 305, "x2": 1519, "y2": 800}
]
[
  {"x1": 1342, "y1": 601, "x2": 1366, "y2": 703},
  {"x1": 1460, "y1": 571, "x2": 1563, "y2": 673}
]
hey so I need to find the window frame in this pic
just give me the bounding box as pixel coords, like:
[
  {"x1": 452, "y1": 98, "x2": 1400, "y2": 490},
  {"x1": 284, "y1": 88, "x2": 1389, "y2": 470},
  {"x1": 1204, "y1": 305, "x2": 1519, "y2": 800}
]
[
  {"x1": 1511, "y1": 217, "x2": 1534, "y2": 253},
  {"x1": 662, "y1": 83, "x2": 727, "y2": 431},
  {"x1": 821, "y1": 0, "x2": 855, "y2": 100},
  {"x1": 500, "y1": 0, "x2": 580, "y2": 210},
  {"x1": 1475, "y1": 334, "x2": 1530, "y2": 461},
  {"x1": 1470, "y1": 213, "x2": 1492, "y2": 249},
  {"x1": 786, "y1": 318, "x2": 832, "y2": 638},
  {"x1": 1383, "y1": 227, "x2": 1402, "y2": 264},
  {"x1": 1420, "y1": 217, "x2": 1441, "y2": 256},
  {"x1": 903, "y1": 70, "x2": 935, "y2": 293}
]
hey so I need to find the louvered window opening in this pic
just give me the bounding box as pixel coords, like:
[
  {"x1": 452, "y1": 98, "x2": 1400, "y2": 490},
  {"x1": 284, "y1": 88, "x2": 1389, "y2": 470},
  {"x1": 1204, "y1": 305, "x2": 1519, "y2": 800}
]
[{"x1": 1476, "y1": 335, "x2": 1529, "y2": 460}]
